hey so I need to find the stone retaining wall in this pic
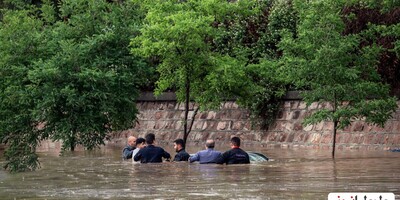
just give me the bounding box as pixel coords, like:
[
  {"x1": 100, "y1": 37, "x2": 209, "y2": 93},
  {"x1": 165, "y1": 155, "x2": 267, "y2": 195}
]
[{"x1": 111, "y1": 95, "x2": 400, "y2": 150}]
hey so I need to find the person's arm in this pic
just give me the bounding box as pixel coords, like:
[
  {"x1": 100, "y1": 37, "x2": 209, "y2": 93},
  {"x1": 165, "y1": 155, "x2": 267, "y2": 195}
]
[
  {"x1": 122, "y1": 147, "x2": 133, "y2": 159},
  {"x1": 133, "y1": 149, "x2": 142, "y2": 162},
  {"x1": 163, "y1": 150, "x2": 171, "y2": 160},
  {"x1": 189, "y1": 152, "x2": 200, "y2": 163},
  {"x1": 216, "y1": 151, "x2": 228, "y2": 164}
]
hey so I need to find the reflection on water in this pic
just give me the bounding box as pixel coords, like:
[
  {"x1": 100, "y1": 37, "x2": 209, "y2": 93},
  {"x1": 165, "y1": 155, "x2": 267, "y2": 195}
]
[{"x1": 0, "y1": 145, "x2": 400, "y2": 199}]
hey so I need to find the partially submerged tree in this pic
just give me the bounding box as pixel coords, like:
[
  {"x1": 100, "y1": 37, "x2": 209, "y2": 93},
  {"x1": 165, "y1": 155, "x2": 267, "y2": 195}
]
[
  {"x1": 0, "y1": 9, "x2": 45, "y2": 172},
  {"x1": 0, "y1": 0, "x2": 150, "y2": 171},
  {"x1": 279, "y1": 0, "x2": 398, "y2": 158},
  {"x1": 30, "y1": 0, "x2": 149, "y2": 152},
  {"x1": 132, "y1": 0, "x2": 260, "y2": 145}
]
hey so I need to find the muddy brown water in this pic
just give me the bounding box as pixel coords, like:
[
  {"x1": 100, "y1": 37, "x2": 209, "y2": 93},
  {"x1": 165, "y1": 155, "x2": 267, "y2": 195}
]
[{"x1": 0, "y1": 145, "x2": 399, "y2": 200}]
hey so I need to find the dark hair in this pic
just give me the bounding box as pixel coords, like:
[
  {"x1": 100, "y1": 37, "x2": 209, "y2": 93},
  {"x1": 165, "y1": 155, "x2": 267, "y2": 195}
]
[
  {"x1": 174, "y1": 138, "x2": 185, "y2": 149},
  {"x1": 231, "y1": 137, "x2": 241, "y2": 147},
  {"x1": 205, "y1": 140, "x2": 215, "y2": 148},
  {"x1": 145, "y1": 133, "x2": 155, "y2": 144},
  {"x1": 136, "y1": 137, "x2": 145, "y2": 145}
]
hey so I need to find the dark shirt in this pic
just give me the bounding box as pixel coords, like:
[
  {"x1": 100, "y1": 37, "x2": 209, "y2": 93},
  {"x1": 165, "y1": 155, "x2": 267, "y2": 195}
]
[
  {"x1": 216, "y1": 147, "x2": 250, "y2": 165},
  {"x1": 122, "y1": 145, "x2": 135, "y2": 160},
  {"x1": 133, "y1": 145, "x2": 171, "y2": 163},
  {"x1": 173, "y1": 149, "x2": 190, "y2": 161}
]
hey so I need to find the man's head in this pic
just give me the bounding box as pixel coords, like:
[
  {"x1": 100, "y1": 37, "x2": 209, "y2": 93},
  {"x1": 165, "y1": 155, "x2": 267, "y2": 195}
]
[
  {"x1": 230, "y1": 137, "x2": 241, "y2": 148},
  {"x1": 205, "y1": 139, "x2": 215, "y2": 149},
  {"x1": 145, "y1": 133, "x2": 155, "y2": 145},
  {"x1": 127, "y1": 136, "x2": 137, "y2": 147},
  {"x1": 173, "y1": 139, "x2": 185, "y2": 152},
  {"x1": 136, "y1": 137, "x2": 146, "y2": 149}
]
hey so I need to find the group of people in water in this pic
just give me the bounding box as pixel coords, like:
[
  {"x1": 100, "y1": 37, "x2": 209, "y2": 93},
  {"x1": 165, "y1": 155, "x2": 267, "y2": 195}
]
[{"x1": 122, "y1": 133, "x2": 250, "y2": 165}]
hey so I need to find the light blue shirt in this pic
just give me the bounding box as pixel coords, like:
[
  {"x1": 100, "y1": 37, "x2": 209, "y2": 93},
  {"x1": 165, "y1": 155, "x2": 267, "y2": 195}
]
[{"x1": 189, "y1": 148, "x2": 222, "y2": 164}]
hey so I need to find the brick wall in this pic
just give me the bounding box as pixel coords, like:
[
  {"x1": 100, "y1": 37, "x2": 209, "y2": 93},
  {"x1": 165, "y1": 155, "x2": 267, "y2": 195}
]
[{"x1": 111, "y1": 94, "x2": 400, "y2": 150}]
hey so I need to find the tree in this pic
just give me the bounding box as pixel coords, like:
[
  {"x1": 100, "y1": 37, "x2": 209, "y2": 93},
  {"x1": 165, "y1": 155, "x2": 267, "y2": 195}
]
[
  {"x1": 278, "y1": 0, "x2": 398, "y2": 158},
  {"x1": 0, "y1": 9, "x2": 46, "y2": 172},
  {"x1": 0, "y1": 0, "x2": 150, "y2": 171},
  {"x1": 30, "y1": 0, "x2": 149, "y2": 152},
  {"x1": 132, "y1": 0, "x2": 259, "y2": 145}
]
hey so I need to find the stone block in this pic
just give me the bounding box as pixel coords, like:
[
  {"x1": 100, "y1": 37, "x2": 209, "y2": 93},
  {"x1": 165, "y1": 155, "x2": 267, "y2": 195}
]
[
  {"x1": 194, "y1": 121, "x2": 204, "y2": 130},
  {"x1": 154, "y1": 121, "x2": 163, "y2": 129},
  {"x1": 318, "y1": 102, "x2": 333, "y2": 110},
  {"x1": 267, "y1": 132, "x2": 279, "y2": 142},
  {"x1": 231, "y1": 110, "x2": 243, "y2": 120},
  {"x1": 298, "y1": 101, "x2": 307, "y2": 109},
  {"x1": 279, "y1": 133, "x2": 288, "y2": 142},
  {"x1": 231, "y1": 102, "x2": 239, "y2": 109},
  {"x1": 324, "y1": 122, "x2": 334, "y2": 131},
  {"x1": 294, "y1": 132, "x2": 304, "y2": 142},
  {"x1": 371, "y1": 125, "x2": 386, "y2": 133},
  {"x1": 352, "y1": 122, "x2": 364, "y2": 132},
  {"x1": 373, "y1": 133, "x2": 384, "y2": 144},
  {"x1": 283, "y1": 101, "x2": 292, "y2": 108},
  {"x1": 285, "y1": 111, "x2": 293, "y2": 120},
  {"x1": 392, "y1": 134, "x2": 400, "y2": 145},
  {"x1": 209, "y1": 121, "x2": 218, "y2": 130},
  {"x1": 166, "y1": 102, "x2": 176, "y2": 109},
  {"x1": 242, "y1": 111, "x2": 250, "y2": 119},
  {"x1": 293, "y1": 122, "x2": 303, "y2": 131},
  {"x1": 342, "y1": 133, "x2": 352, "y2": 144},
  {"x1": 166, "y1": 111, "x2": 177, "y2": 119},
  {"x1": 313, "y1": 122, "x2": 324, "y2": 131},
  {"x1": 309, "y1": 102, "x2": 319, "y2": 110},
  {"x1": 363, "y1": 134, "x2": 375, "y2": 145},
  {"x1": 271, "y1": 121, "x2": 284, "y2": 131},
  {"x1": 147, "y1": 121, "x2": 156, "y2": 129},
  {"x1": 215, "y1": 111, "x2": 227, "y2": 119},
  {"x1": 343, "y1": 124, "x2": 352, "y2": 132},
  {"x1": 187, "y1": 111, "x2": 194, "y2": 119},
  {"x1": 286, "y1": 133, "x2": 295, "y2": 143},
  {"x1": 157, "y1": 102, "x2": 166, "y2": 110},
  {"x1": 155, "y1": 111, "x2": 164, "y2": 120},
  {"x1": 304, "y1": 124, "x2": 313, "y2": 131},
  {"x1": 217, "y1": 121, "x2": 228, "y2": 130},
  {"x1": 206, "y1": 111, "x2": 216, "y2": 120},
  {"x1": 277, "y1": 111, "x2": 286, "y2": 120},
  {"x1": 243, "y1": 121, "x2": 251, "y2": 131},
  {"x1": 303, "y1": 132, "x2": 311, "y2": 142},
  {"x1": 321, "y1": 133, "x2": 332, "y2": 144},
  {"x1": 292, "y1": 110, "x2": 301, "y2": 120},
  {"x1": 201, "y1": 121, "x2": 208, "y2": 131},
  {"x1": 283, "y1": 122, "x2": 294, "y2": 132},
  {"x1": 198, "y1": 112, "x2": 208, "y2": 119},
  {"x1": 175, "y1": 121, "x2": 183, "y2": 130},
  {"x1": 290, "y1": 101, "x2": 299, "y2": 109},
  {"x1": 382, "y1": 134, "x2": 391, "y2": 145},
  {"x1": 395, "y1": 122, "x2": 400, "y2": 134},
  {"x1": 310, "y1": 133, "x2": 322, "y2": 144},
  {"x1": 231, "y1": 121, "x2": 243, "y2": 130}
]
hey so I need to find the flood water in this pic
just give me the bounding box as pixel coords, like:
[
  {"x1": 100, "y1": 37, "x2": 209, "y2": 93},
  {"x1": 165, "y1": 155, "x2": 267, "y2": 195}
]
[{"x1": 0, "y1": 145, "x2": 399, "y2": 200}]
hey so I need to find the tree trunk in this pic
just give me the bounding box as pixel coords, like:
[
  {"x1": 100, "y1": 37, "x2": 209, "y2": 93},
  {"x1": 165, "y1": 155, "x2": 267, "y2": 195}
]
[
  {"x1": 70, "y1": 134, "x2": 76, "y2": 151},
  {"x1": 332, "y1": 93, "x2": 337, "y2": 158},
  {"x1": 183, "y1": 75, "x2": 190, "y2": 146},
  {"x1": 332, "y1": 120, "x2": 337, "y2": 158}
]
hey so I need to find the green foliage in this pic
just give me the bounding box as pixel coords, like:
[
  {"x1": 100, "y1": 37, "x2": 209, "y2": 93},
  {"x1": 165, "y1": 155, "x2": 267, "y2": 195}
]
[
  {"x1": 209, "y1": 0, "x2": 297, "y2": 128},
  {"x1": 0, "y1": 0, "x2": 150, "y2": 172},
  {"x1": 0, "y1": 9, "x2": 46, "y2": 172},
  {"x1": 132, "y1": 0, "x2": 258, "y2": 107},
  {"x1": 279, "y1": 0, "x2": 397, "y2": 130}
]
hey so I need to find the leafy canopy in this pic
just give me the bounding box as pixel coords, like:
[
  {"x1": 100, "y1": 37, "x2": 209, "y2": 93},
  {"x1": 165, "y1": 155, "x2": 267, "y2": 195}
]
[
  {"x1": 0, "y1": 0, "x2": 150, "y2": 172},
  {"x1": 279, "y1": 0, "x2": 397, "y2": 129}
]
